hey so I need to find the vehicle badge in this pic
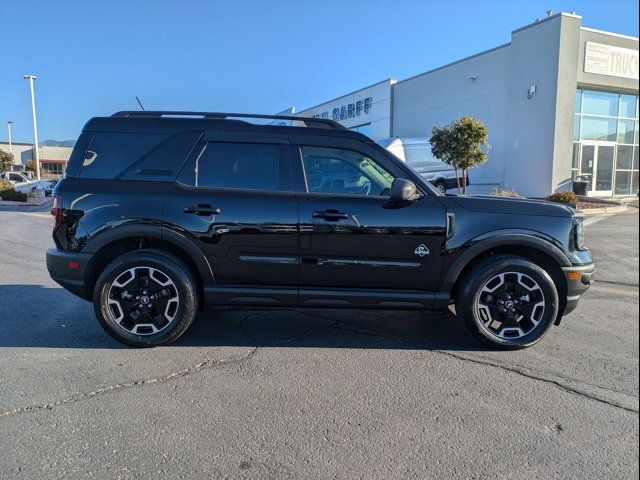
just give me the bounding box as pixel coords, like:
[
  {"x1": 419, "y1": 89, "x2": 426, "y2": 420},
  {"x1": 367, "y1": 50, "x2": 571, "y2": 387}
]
[{"x1": 414, "y1": 244, "x2": 430, "y2": 257}]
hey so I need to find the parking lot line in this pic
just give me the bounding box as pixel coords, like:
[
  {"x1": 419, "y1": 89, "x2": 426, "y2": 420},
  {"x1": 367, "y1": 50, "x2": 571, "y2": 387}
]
[{"x1": 584, "y1": 216, "x2": 609, "y2": 226}]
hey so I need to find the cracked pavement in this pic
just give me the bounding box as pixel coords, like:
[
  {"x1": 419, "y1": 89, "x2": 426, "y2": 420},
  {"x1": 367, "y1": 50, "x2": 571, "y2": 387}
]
[{"x1": 0, "y1": 208, "x2": 638, "y2": 479}]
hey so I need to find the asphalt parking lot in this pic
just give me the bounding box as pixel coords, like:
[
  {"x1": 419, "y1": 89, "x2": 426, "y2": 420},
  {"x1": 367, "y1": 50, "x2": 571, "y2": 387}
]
[{"x1": 0, "y1": 205, "x2": 638, "y2": 479}]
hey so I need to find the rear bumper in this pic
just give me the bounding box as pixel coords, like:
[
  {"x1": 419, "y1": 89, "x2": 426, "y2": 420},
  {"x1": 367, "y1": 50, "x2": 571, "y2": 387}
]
[
  {"x1": 46, "y1": 248, "x2": 92, "y2": 300},
  {"x1": 562, "y1": 262, "x2": 596, "y2": 315}
]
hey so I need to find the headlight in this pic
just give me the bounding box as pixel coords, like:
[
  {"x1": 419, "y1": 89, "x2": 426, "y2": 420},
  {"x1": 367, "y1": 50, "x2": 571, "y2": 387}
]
[{"x1": 573, "y1": 219, "x2": 586, "y2": 250}]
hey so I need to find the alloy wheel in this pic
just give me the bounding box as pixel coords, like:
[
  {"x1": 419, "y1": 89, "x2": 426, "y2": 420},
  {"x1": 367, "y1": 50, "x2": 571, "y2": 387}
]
[
  {"x1": 106, "y1": 266, "x2": 180, "y2": 335},
  {"x1": 476, "y1": 271, "x2": 546, "y2": 340}
]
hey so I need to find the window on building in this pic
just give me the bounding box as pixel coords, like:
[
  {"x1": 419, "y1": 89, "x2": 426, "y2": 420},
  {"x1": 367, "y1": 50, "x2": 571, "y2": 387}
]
[
  {"x1": 581, "y1": 90, "x2": 619, "y2": 117},
  {"x1": 579, "y1": 116, "x2": 617, "y2": 141},
  {"x1": 571, "y1": 143, "x2": 580, "y2": 180},
  {"x1": 41, "y1": 162, "x2": 65, "y2": 179},
  {"x1": 573, "y1": 89, "x2": 639, "y2": 195},
  {"x1": 618, "y1": 119, "x2": 637, "y2": 144},
  {"x1": 620, "y1": 94, "x2": 638, "y2": 119}
]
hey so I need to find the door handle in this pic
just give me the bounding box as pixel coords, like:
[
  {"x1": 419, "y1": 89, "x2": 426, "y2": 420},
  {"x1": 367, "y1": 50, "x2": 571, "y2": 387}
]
[
  {"x1": 312, "y1": 210, "x2": 349, "y2": 221},
  {"x1": 183, "y1": 204, "x2": 221, "y2": 216}
]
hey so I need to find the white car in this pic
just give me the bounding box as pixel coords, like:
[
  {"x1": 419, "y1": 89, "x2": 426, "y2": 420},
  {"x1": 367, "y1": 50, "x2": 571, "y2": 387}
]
[
  {"x1": 0, "y1": 171, "x2": 54, "y2": 194},
  {"x1": 377, "y1": 137, "x2": 468, "y2": 194}
]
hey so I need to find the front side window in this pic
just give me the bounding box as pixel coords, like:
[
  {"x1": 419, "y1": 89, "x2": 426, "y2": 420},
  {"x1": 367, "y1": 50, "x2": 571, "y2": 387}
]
[
  {"x1": 301, "y1": 146, "x2": 394, "y2": 196},
  {"x1": 196, "y1": 142, "x2": 281, "y2": 191}
]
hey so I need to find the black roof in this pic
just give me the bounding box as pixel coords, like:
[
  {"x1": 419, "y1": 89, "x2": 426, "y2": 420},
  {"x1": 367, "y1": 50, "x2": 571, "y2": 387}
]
[{"x1": 82, "y1": 111, "x2": 371, "y2": 141}]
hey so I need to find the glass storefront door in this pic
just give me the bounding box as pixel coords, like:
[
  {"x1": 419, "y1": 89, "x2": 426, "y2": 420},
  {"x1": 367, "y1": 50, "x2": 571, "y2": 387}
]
[
  {"x1": 580, "y1": 142, "x2": 616, "y2": 196},
  {"x1": 573, "y1": 89, "x2": 639, "y2": 196},
  {"x1": 594, "y1": 145, "x2": 615, "y2": 194}
]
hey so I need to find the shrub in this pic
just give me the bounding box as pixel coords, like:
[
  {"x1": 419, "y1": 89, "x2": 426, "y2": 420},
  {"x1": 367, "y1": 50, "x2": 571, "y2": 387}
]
[
  {"x1": 0, "y1": 182, "x2": 28, "y2": 202},
  {"x1": 0, "y1": 150, "x2": 15, "y2": 173},
  {"x1": 490, "y1": 186, "x2": 522, "y2": 198},
  {"x1": 546, "y1": 191, "x2": 577, "y2": 205},
  {"x1": 25, "y1": 159, "x2": 38, "y2": 174}
]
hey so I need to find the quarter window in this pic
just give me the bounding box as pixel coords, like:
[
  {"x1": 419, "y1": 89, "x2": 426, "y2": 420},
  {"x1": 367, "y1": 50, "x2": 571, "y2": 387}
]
[
  {"x1": 196, "y1": 142, "x2": 282, "y2": 191},
  {"x1": 78, "y1": 132, "x2": 170, "y2": 179},
  {"x1": 301, "y1": 146, "x2": 394, "y2": 196}
]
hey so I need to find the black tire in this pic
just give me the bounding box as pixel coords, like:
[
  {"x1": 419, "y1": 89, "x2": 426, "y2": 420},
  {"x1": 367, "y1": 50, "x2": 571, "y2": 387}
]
[
  {"x1": 433, "y1": 180, "x2": 446, "y2": 194},
  {"x1": 455, "y1": 255, "x2": 559, "y2": 349},
  {"x1": 93, "y1": 249, "x2": 199, "y2": 347}
]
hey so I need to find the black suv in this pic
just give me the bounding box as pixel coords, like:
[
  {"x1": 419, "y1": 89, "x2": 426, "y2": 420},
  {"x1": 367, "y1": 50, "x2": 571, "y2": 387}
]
[{"x1": 46, "y1": 111, "x2": 595, "y2": 349}]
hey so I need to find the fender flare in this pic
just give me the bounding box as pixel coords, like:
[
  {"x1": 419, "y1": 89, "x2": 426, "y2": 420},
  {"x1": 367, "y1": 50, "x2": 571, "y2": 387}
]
[
  {"x1": 440, "y1": 233, "x2": 571, "y2": 293},
  {"x1": 83, "y1": 224, "x2": 215, "y2": 285}
]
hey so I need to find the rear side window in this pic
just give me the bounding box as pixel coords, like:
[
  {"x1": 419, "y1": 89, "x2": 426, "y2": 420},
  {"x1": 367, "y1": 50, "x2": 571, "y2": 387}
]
[
  {"x1": 78, "y1": 132, "x2": 169, "y2": 179},
  {"x1": 194, "y1": 142, "x2": 285, "y2": 192}
]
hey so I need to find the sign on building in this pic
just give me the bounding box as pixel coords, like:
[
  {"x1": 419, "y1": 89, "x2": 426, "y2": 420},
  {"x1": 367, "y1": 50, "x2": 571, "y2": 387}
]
[{"x1": 584, "y1": 42, "x2": 639, "y2": 80}]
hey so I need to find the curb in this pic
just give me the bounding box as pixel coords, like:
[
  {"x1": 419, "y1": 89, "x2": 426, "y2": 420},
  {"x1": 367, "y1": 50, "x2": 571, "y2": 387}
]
[
  {"x1": 0, "y1": 197, "x2": 53, "y2": 211},
  {"x1": 580, "y1": 204, "x2": 628, "y2": 216}
]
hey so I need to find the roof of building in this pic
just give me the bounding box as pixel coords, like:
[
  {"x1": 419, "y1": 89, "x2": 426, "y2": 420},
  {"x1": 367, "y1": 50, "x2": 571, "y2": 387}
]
[{"x1": 0, "y1": 141, "x2": 33, "y2": 146}]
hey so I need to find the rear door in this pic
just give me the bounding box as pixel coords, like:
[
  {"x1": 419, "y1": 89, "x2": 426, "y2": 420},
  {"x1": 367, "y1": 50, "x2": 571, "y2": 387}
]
[
  {"x1": 162, "y1": 131, "x2": 299, "y2": 305},
  {"x1": 290, "y1": 134, "x2": 448, "y2": 308}
]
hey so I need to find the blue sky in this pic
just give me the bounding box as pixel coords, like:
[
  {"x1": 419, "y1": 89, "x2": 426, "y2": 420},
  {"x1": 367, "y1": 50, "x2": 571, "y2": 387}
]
[{"x1": 1, "y1": 0, "x2": 638, "y2": 142}]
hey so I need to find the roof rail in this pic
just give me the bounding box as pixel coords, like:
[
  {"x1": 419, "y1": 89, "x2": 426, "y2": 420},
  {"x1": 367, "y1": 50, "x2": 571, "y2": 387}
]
[{"x1": 111, "y1": 111, "x2": 346, "y2": 130}]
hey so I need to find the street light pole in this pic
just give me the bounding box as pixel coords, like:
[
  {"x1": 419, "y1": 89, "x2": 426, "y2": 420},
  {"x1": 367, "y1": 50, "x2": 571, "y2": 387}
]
[
  {"x1": 24, "y1": 75, "x2": 41, "y2": 181},
  {"x1": 7, "y1": 121, "x2": 13, "y2": 155}
]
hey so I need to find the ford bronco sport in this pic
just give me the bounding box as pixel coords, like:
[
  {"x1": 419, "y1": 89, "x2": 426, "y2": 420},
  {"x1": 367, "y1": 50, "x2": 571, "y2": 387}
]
[{"x1": 46, "y1": 111, "x2": 595, "y2": 348}]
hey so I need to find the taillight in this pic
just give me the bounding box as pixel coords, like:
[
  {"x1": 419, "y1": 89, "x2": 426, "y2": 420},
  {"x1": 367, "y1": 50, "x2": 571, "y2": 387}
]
[{"x1": 50, "y1": 194, "x2": 63, "y2": 228}]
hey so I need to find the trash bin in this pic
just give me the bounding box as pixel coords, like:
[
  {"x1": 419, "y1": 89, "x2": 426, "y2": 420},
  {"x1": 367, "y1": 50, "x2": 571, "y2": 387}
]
[{"x1": 572, "y1": 178, "x2": 589, "y2": 196}]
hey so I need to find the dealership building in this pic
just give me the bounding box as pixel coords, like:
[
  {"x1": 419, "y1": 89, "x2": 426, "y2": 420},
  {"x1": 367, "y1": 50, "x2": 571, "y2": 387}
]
[
  {"x1": 0, "y1": 142, "x2": 73, "y2": 179},
  {"x1": 296, "y1": 12, "x2": 639, "y2": 197}
]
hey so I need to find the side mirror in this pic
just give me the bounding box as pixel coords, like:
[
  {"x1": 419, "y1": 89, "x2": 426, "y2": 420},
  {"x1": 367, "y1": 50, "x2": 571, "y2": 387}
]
[{"x1": 390, "y1": 178, "x2": 419, "y2": 201}]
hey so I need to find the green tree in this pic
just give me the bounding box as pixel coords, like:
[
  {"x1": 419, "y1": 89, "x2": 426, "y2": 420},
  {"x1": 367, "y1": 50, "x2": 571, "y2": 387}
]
[
  {"x1": 430, "y1": 115, "x2": 489, "y2": 194},
  {"x1": 0, "y1": 150, "x2": 15, "y2": 173},
  {"x1": 25, "y1": 159, "x2": 38, "y2": 174}
]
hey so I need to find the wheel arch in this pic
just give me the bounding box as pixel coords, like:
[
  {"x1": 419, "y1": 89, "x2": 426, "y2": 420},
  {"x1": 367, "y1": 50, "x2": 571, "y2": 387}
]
[
  {"x1": 82, "y1": 226, "x2": 214, "y2": 304},
  {"x1": 443, "y1": 235, "x2": 570, "y2": 321}
]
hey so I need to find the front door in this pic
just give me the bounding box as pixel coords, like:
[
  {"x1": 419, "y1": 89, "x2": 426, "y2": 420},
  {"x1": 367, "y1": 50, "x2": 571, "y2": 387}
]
[
  {"x1": 162, "y1": 131, "x2": 299, "y2": 305},
  {"x1": 290, "y1": 135, "x2": 447, "y2": 308},
  {"x1": 580, "y1": 142, "x2": 616, "y2": 196}
]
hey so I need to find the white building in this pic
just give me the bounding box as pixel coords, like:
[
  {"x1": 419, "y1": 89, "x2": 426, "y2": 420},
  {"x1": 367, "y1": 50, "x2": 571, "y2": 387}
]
[
  {"x1": 0, "y1": 142, "x2": 72, "y2": 179},
  {"x1": 296, "y1": 13, "x2": 639, "y2": 197}
]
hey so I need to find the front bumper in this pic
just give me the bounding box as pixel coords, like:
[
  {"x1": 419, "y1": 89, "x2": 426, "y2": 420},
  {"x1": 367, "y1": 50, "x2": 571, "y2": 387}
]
[
  {"x1": 46, "y1": 248, "x2": 92, "y2": 300},
  {"x1": 561, "y1": 262, "x2": 596, "y2": 316}
]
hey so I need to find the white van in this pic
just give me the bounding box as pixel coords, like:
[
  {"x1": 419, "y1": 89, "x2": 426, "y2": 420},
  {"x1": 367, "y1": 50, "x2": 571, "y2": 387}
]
[{"x1": 377, "y1": 137, "x2": 467, "y2": 194}]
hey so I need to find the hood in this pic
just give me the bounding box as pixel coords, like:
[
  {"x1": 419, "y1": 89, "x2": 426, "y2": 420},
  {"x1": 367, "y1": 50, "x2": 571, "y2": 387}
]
[{"x1": 450, "y1": 195, "x2": 574, "y2": 218}]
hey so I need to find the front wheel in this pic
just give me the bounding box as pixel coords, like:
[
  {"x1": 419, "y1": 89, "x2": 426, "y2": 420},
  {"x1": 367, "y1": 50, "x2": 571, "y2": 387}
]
[
  {"x1": 455, "y1": 255, "x2": 559, "y2": 349},
  {"x1": 93, "y1": 250, "x2": 199, "y2": 347}
]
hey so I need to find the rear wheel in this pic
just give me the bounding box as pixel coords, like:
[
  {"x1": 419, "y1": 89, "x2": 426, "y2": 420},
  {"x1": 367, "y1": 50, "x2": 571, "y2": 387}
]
[
  {"x1": 455, "y1": 255, "x2": 559, "y2": 349},
  {"x1": 433, "y1": 180, "x2": 446, "y2": 194},
  {"x1": 93, "y1": 250, "x2": 199, "y2": 347}
]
